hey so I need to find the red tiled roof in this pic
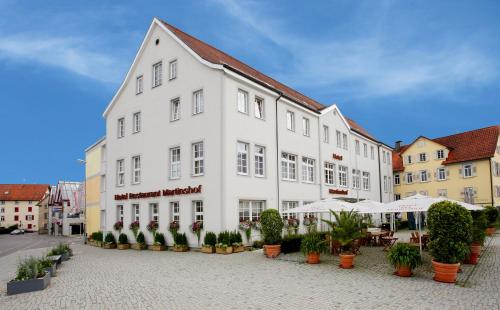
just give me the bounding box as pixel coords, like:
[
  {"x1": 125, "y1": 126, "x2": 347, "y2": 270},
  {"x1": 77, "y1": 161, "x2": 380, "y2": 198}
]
[
  {"x1": 346, "y1": 118, "x2": 378, "y2": 141},
  {"x1": 160, "y1": 20, "x2": 326, "y2": 112},
  {"x1": 392, "y1": 125, "x2": 499, "y2": 171},
  {"x1": 0, "y1": 184, "x2": 50, "y2": 202}
]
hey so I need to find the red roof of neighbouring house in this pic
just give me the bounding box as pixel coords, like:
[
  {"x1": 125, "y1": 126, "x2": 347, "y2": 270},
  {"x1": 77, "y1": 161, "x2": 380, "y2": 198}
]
[
  {"x1": 0, "y1": 184, "x2": 50, "y2": 202},
  {"x1": 392, "y1": 125, "x2": 500, "y2": 171}
]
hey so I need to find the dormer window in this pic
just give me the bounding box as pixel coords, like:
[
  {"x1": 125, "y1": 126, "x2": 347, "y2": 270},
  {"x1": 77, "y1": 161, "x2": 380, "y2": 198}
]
[{"x1": 436, "y1": 149, "x2": 445, "y2": 159}]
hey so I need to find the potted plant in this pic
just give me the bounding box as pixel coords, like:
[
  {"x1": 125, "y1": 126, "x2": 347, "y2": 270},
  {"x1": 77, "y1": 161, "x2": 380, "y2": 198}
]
[
  {"x1": 169, "y1": 220, "x2": 179, "y2": 238},
  {"x1": 7, "y1": 257, "x2": 50, "y2": 295},
  {"x1": 103, "y1": 232, "x2": 117, "y2": 249},
  {"x1": 239, "y1": 220, "x2": 252, "y2": 244},
  {"x1": 147, "y1": 220, "x2": 159, "y2": 237},
  {"x1": 151, "y1": 232, "x2": 166, "y2": 251},
  {"x1": 323, "y1": 210, "x2": 363, "y2": 269},
  {"x1": 216, "y1": 231, "x2": 233, "y2": 254},
  {"x1": 129, "y1": 221, "x2": 140, "y2": 241},
  {"x1": 484, "y1": 206, "x2": 498, "y2": 236},
  {"x1": 231, "y1": 231, "x2": 245, "y2": 253},
  {"x1": 113, "y1": 221, "x2": 123, "y2": 233},
  {"x1": 260, "y1": 209, "x2": 284, "y2": 258},
  {"x1": 117, "y1": 233, "x2": 130, "y2": 250},
  {"x1": 173, "y1": 232, "x2": 189, "y2": 252},
  {"x1": 285, "y1": 218, "x2": 300, "y2": 235},
  {"x1": 91, "y1": 231, "x2": 103, "y2": 247},
  {"x1": 465, "y1": 210, "x2": 487, "y2": 264},
  {"x1": 190, "y1": 221, "x2": 203, "y2": 246},
  {"x1": 303, "y1": 215, "x2": 318, "y2": 233},
  {"x1": 201, "y1": 231, "x2": 216, "y2": 253},
  {"x1": 387, "y1": 243, "x2": 422, "y2": 277},
  {"x1": 131, "y1": 231, "x2": 147, "y2": 250},
  {"x1": 48, "y1": 243, "x2": 71, "y2": 261},
  {"x1": 301, "y1": 232, "x2": 326, "y2": 264},
  {"x1": 427, "y1": 201, "x2": 472, "y2": 283},
  {"x1": 39, "y1": 256, "x2": 56, "y2": 277}
]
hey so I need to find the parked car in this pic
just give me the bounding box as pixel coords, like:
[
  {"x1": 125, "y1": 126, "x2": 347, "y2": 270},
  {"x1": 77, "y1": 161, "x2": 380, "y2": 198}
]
[{"x1": 10, "y1": 229, "x2": 24, "y2": 235}]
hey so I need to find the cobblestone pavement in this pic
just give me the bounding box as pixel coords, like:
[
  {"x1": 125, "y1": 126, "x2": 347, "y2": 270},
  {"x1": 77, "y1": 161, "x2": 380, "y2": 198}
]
[{"x1": 0, "y1": 235, "x2": 498, "y2": 310}]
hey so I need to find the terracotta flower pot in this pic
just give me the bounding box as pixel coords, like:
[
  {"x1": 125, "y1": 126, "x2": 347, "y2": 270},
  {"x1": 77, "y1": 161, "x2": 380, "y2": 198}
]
[
  {"x1": 432, "y1": 260, "x2": 460, "y2": 283},
  {"x1": 264, "y1": 244, "x2": 281, "y2": 258},
  {"x1": 307, "y1": 252, "x2": 320, "y2": 264},
  {"x1": 339, "y1": 253, "x2": 355, "y2": 269},
  {"x1": 486, "y1": 227, "x2": 496, "y2": 236},
  {"x1": 465, "y1": 244, "x2": 481, "y2": 265},
  {"x1": 395, "y1": 265, "x2": 412, "y2": 277}
]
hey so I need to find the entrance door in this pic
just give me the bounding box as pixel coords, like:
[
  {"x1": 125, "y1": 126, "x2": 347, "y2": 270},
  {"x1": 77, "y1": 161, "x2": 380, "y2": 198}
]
[{"x1": 71, "y1": 224, "x2": 81, "y2": 235}]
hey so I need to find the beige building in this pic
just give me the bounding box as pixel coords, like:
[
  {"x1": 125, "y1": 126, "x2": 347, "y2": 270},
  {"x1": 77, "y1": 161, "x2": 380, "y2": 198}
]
[
  {"x1": 37, "y1": 192, "x2": 50, "y2": 234},
  {"x1": 0, "y1": 184, "x2": 50, "y2": 232},
  {"x1": 85, "y1": 137, "x2": 106, "y2": 236},
  {"x1": 393, "y1": 125, "x2": 500, "y2": 208}
]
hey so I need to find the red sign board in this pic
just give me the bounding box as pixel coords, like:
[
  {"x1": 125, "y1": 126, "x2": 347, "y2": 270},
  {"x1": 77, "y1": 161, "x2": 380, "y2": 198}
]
[
  {"x1": 114, "y1": 185, "x2": 202, "y2": 201},
  {"x1": 332, "y1": 153, "x2": 343, "y2": 160},
  {"x1": 329, "y1": 189, "x2": 348, "y2": 195}
]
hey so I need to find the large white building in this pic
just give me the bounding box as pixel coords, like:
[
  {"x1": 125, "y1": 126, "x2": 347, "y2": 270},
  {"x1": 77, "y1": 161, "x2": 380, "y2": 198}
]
[{"x1": 99, "y1": 18, "x2": 393, "y2": 246}]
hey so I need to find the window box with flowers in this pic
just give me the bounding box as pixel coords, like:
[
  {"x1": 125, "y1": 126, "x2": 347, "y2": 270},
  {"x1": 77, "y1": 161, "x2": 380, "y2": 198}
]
[
  {"x1": 190, "y1": 221, "x2": 203, "y2": 246},
  {"x1": 129, "y1": 221, "x2": 140, "y2": 242},
  {"x1": 169, "y1": 220, "x2": 179, "y2": 240},
  {"x1": 239, "y1": 220, "x2": 252, "y2": 245}
]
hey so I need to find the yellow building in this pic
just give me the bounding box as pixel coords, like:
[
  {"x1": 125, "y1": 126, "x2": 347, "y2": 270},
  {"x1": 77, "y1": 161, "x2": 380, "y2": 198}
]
[
  {"x1": 85, "y1": 137, "x2": 106, "y2": 236},
  {"x1": 393, "y1": 125, "x2": 500, "y2": 208}
]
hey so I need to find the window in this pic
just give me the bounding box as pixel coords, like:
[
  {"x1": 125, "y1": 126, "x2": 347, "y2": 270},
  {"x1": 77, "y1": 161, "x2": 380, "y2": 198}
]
[
  {"x1": 342, "y1": 133, "x2": 348, "y2": 150},
  {"x1": 362, "y1": 172, "x2": 370, "y2": 190},
  {"x1": 237, "y1": 142, "x2": 249, "y2": 175},
  {"x1": 254, "y1": 145, "x2": 265, "y2": 177},
  {"x1": 281, "y1": 153, "x2": 296, "y2": 181},
  {"x1": 463, "y1": 164, "x2": 473, "y2": 178},
  {"x1": 324, "y1": 162, "x2": 335, "y2": 185},
  {"x1": 132, "y1": 204, "x2": 140, "y2": 222},
  {"x1": 352, "y1": 169, "x2": 360, "y2": 189},
  {"x1": 193, "y1": 90, "x2": 204, "y2": 115},
  {"x1": 394, "y1": 174, "x2": 400, "y2": 185},
  {"x1": 0, "y1": 201, "x2": 4, "y2": 205},
  {"x1": 255, "y1": 97, "x2": 264, "y2": 119},
  {"x1": 382, "y1": 151, "x2": 386, "y2": 163},
  {"x1": 355, "y1": 140, "x2": 360, "y2": 155},
  {"x1": 436, "y1": 149, "x2": 445, "y2": 159},
  {"x1": 495, "y1": 186, "x2": 500, "y2": 198},
  {"x1": 133, "y1": 112, "x2": 141, "y2": 133},
  {"x1": 281, "y1": 201, "x2": 298, "y2": 220},
  {"x1": 14, "y1": 215, "x2": 19, "y2": 221},
  {"x1": 132, "y1": 156, "x2": 141, "y2": 184},
  {"x1": 406, "y1": 155, "x2": 412, "y2": 164},
  {"x1": 302, "y1": 118, "x2": 310, "y2": 136},
  {"x1": 419, "y1": 153, "x2": 427, "y2": 162},
  {"x1": 237, "y1": 90, "x2": 248, "y2": 114},
  {"x1": 153, "y1": 61, "x2": 162, "y2": 87},
  {"x1": 239, "y1": 200, "x2": 265, "y2": 222},
  {"x1": 116, "y1": 159, "x2": 125, "y2": 186},
  {"x1": 286, "y1": 111, "x2": 295, "y2": 131},
  {"x1": 339, "y1": 165, "x2": 348, "y2": 187},
  {"x1": 169, "y1": 59, "x2": 177, "y2": 80},
  {"x1": 26, "y1": 215, "x2": 34, "y2": 221},
  {"x1": 193, "y1": 201, "x2": 204, "y2": 222},
  {"x1": 0, "y1": 207, "x2": 4, "y2": 213},
  {"x1": 383, "y1": 176, "x2": 388, "y2": 193},
  {"x1": 437, "y1": 168, "x2": 446, "y2": 181},
  {"x1": 463, "y1": 187, "x2": 475, "y2": 204},
  {"x1": 171, "y1": 98, "x2": 180, "y2": 121},
  {"x1": 192, "y1": 142, "x2": 204, "y2": 176},
  {"x1": 117, "y1": 205, "x2": 124, "y2": 222},
  {"x1": 494, "y1": 162, "x2": 500, "y2": 176},
  {"x1": 438, "y1": 189, "x2": 447, "y2": 197},
  {"x1": 28, "y1": 206, "x2": 32, "y2": 212},
  {"x1": 0, "y1": 216, "x2": 3, "y2": 222},
  {"x1": 336, "y1": 131, "x2": 341, "y2": 147},
  {"x1": 406, "y1": 172, "x2": 413, "y2": 184},
  {"x1": 170, "y1": 147, "x2": 181, "y2": 179},
  {"x1": 136, "y1": 75, "x2": 143, "y2": 94},
  {"x1": 15, "y1": 207, "x2": 19, "y2": 212},
  {"x1": 15, "y1": 201, "x2": 19, "y2": 205},
  {"x1": 387, "y1": 152, "x2": 391, "y2": 165},
  {"x1": 302, "y1": 157, "x2": 315, "y2": 183},
  {"x1": 323, "y1": 125, "x2": 329, "y2": 143},
  {"x1": 370, "y1": 146, "x2": 375, "y2": 160},
  {"x1": 171, "y1": 202, "x2": 180, "y2": 222},
  {"x1": 420, "y1": 170, "x2": 428, "y2": 182},
  {"x1": 117, "y1": 118, "x2": 125, "y2": 138},
  {"x1": 363, "y1": 144, "x2": 368, "y2": 158},
  {"x1": 150, "y1": 203, "x2": 159, "y2": 221},
  {"x1": 100, "y1": 175, "x2": 106, "y2": 192}
]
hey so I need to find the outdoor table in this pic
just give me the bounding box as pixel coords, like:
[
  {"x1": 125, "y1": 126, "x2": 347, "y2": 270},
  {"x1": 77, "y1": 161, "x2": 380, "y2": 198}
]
[{"x1": 370, "y1": 231, "x2": 389, "y2": 246}]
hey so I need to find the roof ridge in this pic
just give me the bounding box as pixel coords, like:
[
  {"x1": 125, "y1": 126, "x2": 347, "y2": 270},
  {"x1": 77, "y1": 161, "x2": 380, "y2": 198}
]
[{"x1": 432, "y1": 125, "x2": 499, "y2": 141}]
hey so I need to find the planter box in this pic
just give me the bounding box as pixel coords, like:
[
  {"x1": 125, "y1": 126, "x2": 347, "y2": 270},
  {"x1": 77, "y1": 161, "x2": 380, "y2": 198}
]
[
  {"x1": 201, "y1": 246, "x2": 215, "y2": 254},
  {"x1": 216, "y1": 246, "x2": 233, "y2": 254},
  {"x1": 47, "y1": 255, "x2": 62, "y2": 266},
  {"x1": 233, "y1": 245, "x2": 245, "y2": 253},
  {"x1": 117, "y1": 244, "x2": 130, "y2": 250},
  {"x1": 61, "y1": 252, "x2": 70, "y2": 261},
  {"x1": 173, "y1": 245, "x2": 189, "y2": 252},
  {"x1": 150, "y1": 244, "x2": 166, "y2": 251},
  {"x1": 95, "y1": 241, "x2": 103, "y2": 247},
  {"x1": 103, "y1": 243, "x2": 117, "y2": 249},
  {"x1": 131, "y1": 243, "x2": 148, "y2": 250},
  {"x1": 7, "y1": 272, "x2": 50, "y2": 295},
  {"x1": 44, "y1": 265, "x2": 57, "y2": 277}
]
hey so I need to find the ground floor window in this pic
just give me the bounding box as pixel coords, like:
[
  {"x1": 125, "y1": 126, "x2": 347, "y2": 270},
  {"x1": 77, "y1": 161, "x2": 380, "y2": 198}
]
[
  {"x1": 132, "y1": 204, "x2": 140, "y2": 222},
  {"x1": 239, "y1": 200, "x2": 265, "y2": 222},
  {"x1": 117, "y1": 205, "x2": 124, "y2": 222},
  {"x1": 281, "y1": 201, "x2": 298, "y2": 219},
  {"x1": 170, "y1": 201, "x2": 180, "y2": 222},
  {"x1": 193, "y1": 201, "x2": 203, "y2": 222},
  {"x1": 150, "y1": 203, "x2": 159, "y2": 221}
]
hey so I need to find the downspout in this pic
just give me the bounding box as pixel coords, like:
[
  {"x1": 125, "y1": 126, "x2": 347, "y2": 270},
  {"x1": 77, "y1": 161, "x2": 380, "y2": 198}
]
[
  {"x1": 275, "y1": 92, "x2": 283, "y2": 211},
  {"x1": 377, "y1": 144, "x2": 382, "y2": 202}
]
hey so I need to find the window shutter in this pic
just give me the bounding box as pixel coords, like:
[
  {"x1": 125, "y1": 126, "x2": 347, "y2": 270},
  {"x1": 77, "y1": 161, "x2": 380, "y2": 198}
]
[
  {"x1": 446, "y1": 169, "x2": 450, "y2": 177},
  {"x1": 473, "y1": 187, "x2": 478, "y2": 195},
  {"x1": 458, "y1": 168, "x2": 462, "y2": 177},
  {"x1": 434, "y1": 170, "x2": 437, "y2": 178},
  {"x1": 472, "y1": 165, "x2": 477, "y2": 176},
  {"x1": 427, "y1": 171, "x2": 431, "y2": 179}
]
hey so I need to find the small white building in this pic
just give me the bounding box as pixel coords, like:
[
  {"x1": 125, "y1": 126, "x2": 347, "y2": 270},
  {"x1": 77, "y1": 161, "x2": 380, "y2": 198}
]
[
  {"x1": 99, "y1": 18, "x2": 393, "y2": 246},
  {"x1": 48, "y1": 181, "x2": 85, "y2": 236}
]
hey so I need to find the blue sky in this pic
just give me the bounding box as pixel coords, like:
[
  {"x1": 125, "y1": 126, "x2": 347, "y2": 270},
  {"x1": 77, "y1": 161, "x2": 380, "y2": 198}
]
[{"x1": 1, "y1": 0, "x2": 499, "y2": 184}]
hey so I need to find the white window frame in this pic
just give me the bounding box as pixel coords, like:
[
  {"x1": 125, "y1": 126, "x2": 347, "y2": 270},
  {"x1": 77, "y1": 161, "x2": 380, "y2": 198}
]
[
  {"x1": 463, "y1": 164, "x2": 473, "y2": 178},
  {"x1": 363, "y1": 144, "x2": 368, "y2": 158},
  {"x1": 352, "y1": 169, "x2": 361, "y2": 189},
  {"x1": 383, "y1": 151, "x2": 387, "y2": 163},
  {"x1": 132, "y1": 204, "x2": 140, "y2": 222},
  {"x1": 362, "y1": 171, "x2": 370, "y2": 190},
  {"x1": 323, "y1": 125, "x2": 329, "y2": 143},
  {"x1": 193, "y1": 89, "x2": 204, "y2": 115},
  {"x1": 437, "y1": 167, "x2": 446, "y2": 181},
  {"x1": 193, "y1": 201, "x2": 204, "y2": 222},
  {"x1": 117, "y1": 118, "x2": 125, "y2": 138},
  {"x1": 342, "y1": 133, "x2": 348, "y2": 150},
  {"x1": 254, "y1": 145, "x2": 265, "y2": 177},
  {"x1": 192, "y1": 142, "x2": 205, "y2": 176},
  {"x1": 420, "y1": 170, "x2": 428, "y2": 182},
  {"x1": 131, "y1": 156, "x2": 141, "y2": 184},
  {"x1": 339, "y1": 165, "x2": 348, "y2": 187},
  {"x1": 281, "y1": 201, "x2": 298, "y2": 220},
  {"x1": 355, "y1": 140, "x2": 360, "y2": 155},
  {"x1": 281, "y1": 152, "x2": 297, "y2": 181},
  {"x1": 302, "y1": 157, "x2": 315, "y2": 183},
  {"x1": 150, "y1": 203, "x2": 159, "y2": 222},
  {"x1": 419, "y1": 153, "x2": 427, "y2": 162},
  {"x1": 116, "y1": 159, "x2": 125, "y2": 187},
  {"x1": 370, "y1": 146, "x2": 375, "y2": 160},
  {"x1": 406, "y1": 155, "x2": 412, "y2": 164},
  {"x1": 169, "y1": 59, "x2": 177, "y2": 80},
  {"x1": 394, "y1": 174, "x2": 400, "y2": 185},
  {"x1": 239, "y1": 200, "x2": 265, "y2": 222},
  {"x1": 302, "y1": 117, "x2": 310, "y2": 137},
  {"x1": 170, "y1": 97, "x2": 180, "y2": 121},
  {"x1": 254, "y1": 97, "x2": 264, "y2": 119},
  {"x1": 132, "y1": 112, "x2": 141, "y2": 134},
  {"x1": 169, "y1": 147, "x2": 181, "y2": 179},
  {"x1": 383, "y1": 176, "x2": 388, "y2": 193},
  {"x1": 286, "y1": 111, "x2": 295, "y2": 131},
  {"x1": 136, "y1": 75, "x2": 143, "y2": 95},
  {"x1": 406, "y1": 172, "x2": 413, "y2": 184},
  {"x1": 436, "y1": 149, "x2": 445, "y2": 159},
  {"x1": 336, "y1": 130, "x2": 341, "y2": 147},
  {"x1": 152, "y1": 61, "x2": 163, "y2": 87},
  {"x1": 237, "y1": 142, "x2": 249, "y2": 175},
  {"x1": 324, "y1": 162, "x2": 335, "y2": 185},
  {"x1": 171, "y1": 201, "x2": 180, "y2": 222},
  {"x1": 237, "y1": 89, "x2": 248, "y2": 114},
  {"x1": 438, "y1": 189, "x2": 448, "y2": 197}
]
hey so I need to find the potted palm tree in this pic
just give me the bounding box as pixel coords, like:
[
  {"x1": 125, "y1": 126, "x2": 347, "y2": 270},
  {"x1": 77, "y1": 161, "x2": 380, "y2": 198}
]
[
  {"x1": 323, "y1": 210, "x2": 363, "y2": 269},
  {"x1": 201, "y1": 232, "x2": 216, "y2": 253},
  {"x1": 427, "y1": 201, "x2": 472, "y2": 283},
  {"x1": 151, "y1": 232, "x2": 166, "y2": 251},
  {"x1": 301, "y1": 232, "x2": 326, "y2": 264},
  {"x1": 260, "y1": 209, "x2": 284, "y2": 258},
  {"x1": 387, "y1": 243, "x2": 422, "y2": 277},
  {"x1": 103, "y1": 232, "x2": 117, "y2": 249},
  {"x1": 117, "y1": 233, "x2": 130, "y2": 250},
  {"x1": 484, "y1": 206, "x2": 498, "y2": 236},
  {"x1": 465, "y1": 210, "x2": 487, "y2": 264}
]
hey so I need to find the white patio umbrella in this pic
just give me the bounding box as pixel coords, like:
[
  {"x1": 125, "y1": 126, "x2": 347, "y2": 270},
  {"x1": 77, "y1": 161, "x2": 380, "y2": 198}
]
[
  {"x1": 352, "y1": 200, "x2": 395, "y2": 230},
  {"x1": 289, "y1": 198, "x2": 373, "y2": 214}
]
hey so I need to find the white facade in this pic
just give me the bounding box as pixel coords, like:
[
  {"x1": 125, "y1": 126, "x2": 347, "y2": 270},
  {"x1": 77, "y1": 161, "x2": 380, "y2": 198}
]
[{"x1": 101, "y1": 19, "x2": 393, "y2": 246}]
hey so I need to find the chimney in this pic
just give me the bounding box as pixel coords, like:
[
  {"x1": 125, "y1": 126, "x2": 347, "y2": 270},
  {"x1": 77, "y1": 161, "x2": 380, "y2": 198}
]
[{"x1": 395, "y1": 140, "x2": 402, "y2": 151}]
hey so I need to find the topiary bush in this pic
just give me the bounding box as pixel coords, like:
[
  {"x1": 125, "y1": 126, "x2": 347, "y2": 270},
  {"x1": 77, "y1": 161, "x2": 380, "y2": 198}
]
[
  {"x1": 281, "y1": 235, "x2": 303, "y2": 253},
  {"x1": 217, "y1": 231, "x2": 231, "y2": 245},
  {"x1": 104, "y1": 232, "x2": 116, "y2": 244},
  {"x1": 471, "y1": 210, "x2": 487, "y2": 244},
  {"x1": 174, "y1": 232, "x2": 188, "y2": 246},
  {"x1": 484, "y1": 206, "x2": 499, "y2": 227},
  {"x1": 204, "y1": 232, "x2": 217, "y2": 246},
  {"x1": 230, "y1": 231, "x2": 243, "y2": 245},
  {"x1": 427, "y1": 201, "x2": 472, "y2": 264},
  {"x1": 154, "y1": 232, "x2": 166, "y2": 246},
  {"x1": 260, "y1": 209, "x2": 284, "y2": 245},
  {"x1": 136, "y1": 231, "x2": 146, "y2": 245},
  {"x1": 118, "y1": 233, "x2": 128, "y2": 245}
]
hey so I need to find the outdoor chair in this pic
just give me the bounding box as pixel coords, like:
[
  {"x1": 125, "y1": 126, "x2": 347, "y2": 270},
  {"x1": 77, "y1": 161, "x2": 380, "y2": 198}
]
[
  {"x1": 351, "y1": 239, "x2": 361, "y2": 255},
  {"x1": 331, "y1": 240, "x2": 342, "y2": 256},
  {"x1": 382, "y1": 237, "x2": 398, "y2": 251}
]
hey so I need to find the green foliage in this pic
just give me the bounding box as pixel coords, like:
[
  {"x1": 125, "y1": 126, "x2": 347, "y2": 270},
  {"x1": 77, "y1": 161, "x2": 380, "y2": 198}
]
[
  {"x1": 48, "y1": 243, "x2": 71, "y2": 256},
  {"x1": 136, "y1": 231, "x2": 146, "y2": 245},
  {"x1": 387, "y1": 243, "x2": 422, "y2": 269},
  {"x1": 104, "y1": 232, "x2": 116, "y2": 244},
  {"x1": 174, "y1": 232, "x2": 188, "y2": 246},
  {"x1": 91, "y1": 231, "x2": 103, "y2": 242},
  {"x1": 322, "y1": 210, "x2": 363, "y2": 253},
  {"x1": 154, "y1": 232, "x2": 166, "y2": 246},
  {"x1": 118, "y1": 233, "x2": 128, "y2": 245},
  {"x1": 427, "y1": 201, "x2": 472, "y2": 264},
  {"x1": 230, "y1": 231, "x2": 243, "y2": 245},
  {"x1": 260, "y1": 209, "x2": 284, "y2": 245},
  {"x1": 301, "y1": 232, "x2": 326, "y2": 256},
  {"x1": 217, "y1": 231, "x2": 231, "y2": 245},
  {"x1": 484, "y1": 206, "x2": 499, "y2": 227},
  {"x1": 15, "y1": 257, "x2": 45, "y2": 281},
  {"x1": 203, "y1": 232, "x2": 217, "y2": 246},
  {"x1": 252, "y1": 240, "x2": 264, "y2": 249},
  {"x1": 281, "y1": 235, "x2": 303, "y2": 253},
  {"x1": 471, "y1": 210, "x2": 488, "y2": 244},
  {"x1": 39, "y1": 256, "x2": 53, "y2": 269}
]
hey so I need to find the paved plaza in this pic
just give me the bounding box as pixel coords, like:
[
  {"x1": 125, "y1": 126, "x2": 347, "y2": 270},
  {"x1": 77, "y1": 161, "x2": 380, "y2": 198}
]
[{"x1": 0, "y1": 234, "x2": 499, "y2": 310}]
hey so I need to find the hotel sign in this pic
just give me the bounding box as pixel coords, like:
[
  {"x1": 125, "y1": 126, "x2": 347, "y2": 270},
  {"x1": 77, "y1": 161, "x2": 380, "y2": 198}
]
[
  {"x1": 114, "y1": 185, "x2": 202, "y2": 201},
  {"x1": 329, "y1": 189, "x2": 348, "y2": 195},
  {"x1": 332, "y1": 153, "x2": 343, "y2": 161}
]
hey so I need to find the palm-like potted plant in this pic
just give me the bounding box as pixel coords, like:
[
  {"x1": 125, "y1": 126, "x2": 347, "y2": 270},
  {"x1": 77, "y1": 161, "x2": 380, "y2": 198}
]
[
  {"x1": 387, "y1": 243, "x2": 422, "y2": 277},
  {"x1": 117, "y1": 233, "x2": 130, "y2": 250},
  {"x1": 103, "y1": 232, "x2": 117, "y2": 249},
  {"x1": 202, "y1": 232, "x2": 217, "y2": 253},
  {"x1": 323, "y1": 210, "x2": 363, "y2": 269},
  {"x1": 151, "y1": 232, "x2": 166, "y2": 251},
  {"x1": 427, "y1": 201, "x2": 472, "y2": 283},
  {"x1": 173, "y1": 232, "x2": 189, "y2": 252},
  {"x1": 465, "y1": 210, "x2": 487, "y2": 264},
  {"x1": 301, "y1": 232, "x2": 326, "y2": 264},
  {"x1": 484, "y1": 206, "x2": 498, "y2": 236},
  {"x1": 260, "y1": 209, "x2": 284, "y2": 258},
  {"x1": 216, "y1": 230, "x2": 233, "y2": 254}
]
